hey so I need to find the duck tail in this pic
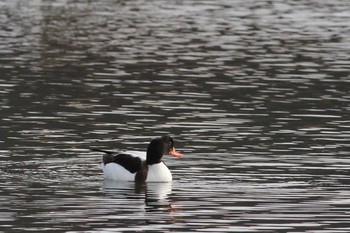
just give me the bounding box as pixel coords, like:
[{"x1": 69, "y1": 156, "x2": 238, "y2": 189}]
[
  {"x1": 91, "y1": 148, "x2": 115, "y2": 165},
  {"x1": 90, "y1": 148, "x2": 114, "y2": 155}
]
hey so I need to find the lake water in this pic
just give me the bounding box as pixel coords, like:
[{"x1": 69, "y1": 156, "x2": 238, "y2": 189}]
[{"x1": 1, "y1": 0, "x2": 350, "y2": 232}]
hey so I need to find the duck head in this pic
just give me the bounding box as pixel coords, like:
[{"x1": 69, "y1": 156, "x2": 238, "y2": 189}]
[{"x1": 146, "y1": 136, "x2": 184, "y2": 165}]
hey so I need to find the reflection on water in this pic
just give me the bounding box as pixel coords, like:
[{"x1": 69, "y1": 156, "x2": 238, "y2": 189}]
[
  {"x1": 103, "y1": 180, "x2": 174, "y2": 213},
  {"x1": 1, "y1": 0, "x2": 350, "y2": 232}
]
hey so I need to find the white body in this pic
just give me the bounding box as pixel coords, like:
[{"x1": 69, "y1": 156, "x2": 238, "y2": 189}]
[{"x1": 100, "y1": 151, "x2": 173, "y2": 182}]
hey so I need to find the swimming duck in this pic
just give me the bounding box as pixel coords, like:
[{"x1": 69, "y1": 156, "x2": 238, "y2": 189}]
[{"x1": 93, "y1": 136, "x2": 184, "y2": 182}]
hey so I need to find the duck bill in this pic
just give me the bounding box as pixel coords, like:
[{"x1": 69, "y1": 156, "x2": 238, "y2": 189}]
[{"x1": 169, "y1": 148, "x2": 184, "y2": 158}]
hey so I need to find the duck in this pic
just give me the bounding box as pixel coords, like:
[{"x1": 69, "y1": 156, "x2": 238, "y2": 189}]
[{"x1": 92, "y1": 135, "x2": 184, "y2": 182}]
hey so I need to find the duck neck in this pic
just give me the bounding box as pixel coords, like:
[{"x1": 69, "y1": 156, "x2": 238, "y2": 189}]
[
  {"x1": 146, "y1": 157, "x2": 162, "y2": 165},
  {"x1": 146, "y1": 151, "x2": 162, "y2": 165},
  {"x1": 146, "y1": 137, "x2": 164, "y2": 165}
]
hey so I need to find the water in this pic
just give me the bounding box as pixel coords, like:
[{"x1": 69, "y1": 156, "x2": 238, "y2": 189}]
[{"x1": 1, "y1": 0, "x2": 350, "y2": 232}]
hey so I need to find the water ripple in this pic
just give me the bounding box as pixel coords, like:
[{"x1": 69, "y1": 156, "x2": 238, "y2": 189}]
[{"x1": 1, "y1": 0, "x2": 350, "y2": 232}]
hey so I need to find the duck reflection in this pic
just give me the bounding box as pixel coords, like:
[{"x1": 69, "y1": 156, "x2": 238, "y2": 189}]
[
  {"x1": 102, "y1": 180, "x2": 175, "y2": 213},
  {"x1": 138, "y1": 182, "x2": 175, "y2": 213}
]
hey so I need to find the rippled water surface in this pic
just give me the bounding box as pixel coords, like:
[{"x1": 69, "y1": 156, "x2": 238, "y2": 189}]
[{"x1": 1, "y1": 0, "x2": 350, "y2": 232}]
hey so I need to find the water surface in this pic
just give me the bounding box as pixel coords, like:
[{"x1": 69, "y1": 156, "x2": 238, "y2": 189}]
[{"x1": 1, "y1": 0, "x2": 350, "y2": 232}]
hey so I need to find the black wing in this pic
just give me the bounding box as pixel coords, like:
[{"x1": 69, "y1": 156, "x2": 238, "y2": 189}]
[
  {"x1": 114, "y1": 154, "x2": 143, "y2": 173},
  {"x1": 91, "y1": 148, "x2": 143, "y2": 173}
]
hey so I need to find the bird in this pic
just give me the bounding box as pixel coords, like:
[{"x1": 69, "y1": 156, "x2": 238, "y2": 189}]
[{"x1": 92, "y1": 136, "x2": 184, "y2": 182}]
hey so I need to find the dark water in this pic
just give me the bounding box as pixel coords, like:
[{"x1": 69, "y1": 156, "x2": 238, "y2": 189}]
[{"x1": 1, "y1": 0, "x2": 350, "y2": 232}]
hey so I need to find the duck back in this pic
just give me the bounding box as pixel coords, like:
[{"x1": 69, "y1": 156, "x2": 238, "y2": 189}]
[{"x1": 114, "y1": 154, "x2": 142, "y2": 173}]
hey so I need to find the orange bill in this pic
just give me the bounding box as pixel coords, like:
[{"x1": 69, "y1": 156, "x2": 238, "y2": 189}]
[{"x1": 169, "y1": 147, "x2": 184, "y2": 158}]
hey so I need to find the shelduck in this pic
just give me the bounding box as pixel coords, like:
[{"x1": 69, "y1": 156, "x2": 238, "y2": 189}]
[{"x1": 93, "y1": 136, "x2": 184, "y2": 182}]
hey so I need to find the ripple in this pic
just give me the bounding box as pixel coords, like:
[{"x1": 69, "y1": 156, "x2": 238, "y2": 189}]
[{"x1": 1, "y1": 0, "x2": 350, "y2": 232}]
